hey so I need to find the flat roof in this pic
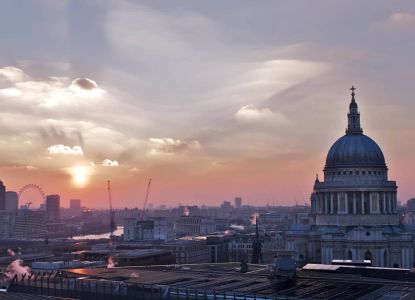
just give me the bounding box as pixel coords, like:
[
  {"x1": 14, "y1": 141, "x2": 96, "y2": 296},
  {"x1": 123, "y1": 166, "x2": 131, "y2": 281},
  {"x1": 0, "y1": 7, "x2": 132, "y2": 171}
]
[{"x1": 61, "y1": 263, "x2": 415, "y2": 299}]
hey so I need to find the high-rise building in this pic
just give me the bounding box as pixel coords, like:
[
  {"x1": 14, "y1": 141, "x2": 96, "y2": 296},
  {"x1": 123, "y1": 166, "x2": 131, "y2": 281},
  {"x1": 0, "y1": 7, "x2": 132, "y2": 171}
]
[
  {"x1": 0, "y1": 210, "x2": 15, "y2": 239},
  {"x1": 5, "y1": 191, "x2": 18, "y2": 211},
  {"x1": 235, "y1": 197, "x2": 242, "y2": 209},
  {"x1": 70, "y1": 199, "x2": 81, "y2": 216},
  {"x1": 46, "y1": 194, "x2": 60, "y2": 221},
  {"x1": 14, "y1": 209, "x2": 47, "y2": 238},
  {"x1": 0, "y1": 180, "x2": 6, "y2": 210}
]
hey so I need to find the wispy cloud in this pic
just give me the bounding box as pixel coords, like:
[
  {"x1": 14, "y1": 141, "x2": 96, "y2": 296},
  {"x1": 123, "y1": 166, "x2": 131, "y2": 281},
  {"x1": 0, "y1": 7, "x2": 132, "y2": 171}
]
[
  {"x1": 47, "y1": 144, "x2": 84, "y2": 155},
  {"x1": 0, "y1": 66, "x2": 27, "y2": 83},
  {"x1": 148, "y1": 138, "x2": 201, "y2": 155},
  {"x1": 381, "y1": 12, "x2": 415, "y2": 30},
  {"x1": 235, "y1": 104, "x2": 289, "y2": 124},
  {"x1": 102, "y1": 159, "x2": 119, "y2": 167}
]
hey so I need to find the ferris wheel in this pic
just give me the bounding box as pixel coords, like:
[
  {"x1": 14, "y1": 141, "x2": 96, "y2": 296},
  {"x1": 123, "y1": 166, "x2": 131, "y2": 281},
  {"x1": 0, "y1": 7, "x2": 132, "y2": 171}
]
[{"x1": 18, "y1": 184, "x2": 46, "y2": 209}]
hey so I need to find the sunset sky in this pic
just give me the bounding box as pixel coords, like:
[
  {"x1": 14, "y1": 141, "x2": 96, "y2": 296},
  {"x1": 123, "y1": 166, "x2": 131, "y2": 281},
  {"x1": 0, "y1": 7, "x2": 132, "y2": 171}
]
[{"x1": 0, "y1": 1, "x2": 414, "y2": 208}]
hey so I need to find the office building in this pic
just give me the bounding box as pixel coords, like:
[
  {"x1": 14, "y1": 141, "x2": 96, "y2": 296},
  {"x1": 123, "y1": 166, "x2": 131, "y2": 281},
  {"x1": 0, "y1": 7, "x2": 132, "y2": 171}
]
[
  {"x1": 46, "y1": 194, "x2": 61, "y2": 221},
  {"x1": 69, "y1": 199, "x2": 81, "y2": 216},
  {"x1": 0, "y1": 180, "x2": 5, "y2": 210},
  {"x1": 5, "y1": 191, "x2": 18, "y2": 211},
  {"x1": 234, "y1": 197, "x2": 242, "y2": 209}
]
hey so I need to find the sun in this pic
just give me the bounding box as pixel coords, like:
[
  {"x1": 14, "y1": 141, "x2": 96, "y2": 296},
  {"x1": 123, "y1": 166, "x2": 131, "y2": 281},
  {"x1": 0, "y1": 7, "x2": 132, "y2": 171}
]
[{"x1": 70, "y1": 166, "x2": 90, "y2": 187}]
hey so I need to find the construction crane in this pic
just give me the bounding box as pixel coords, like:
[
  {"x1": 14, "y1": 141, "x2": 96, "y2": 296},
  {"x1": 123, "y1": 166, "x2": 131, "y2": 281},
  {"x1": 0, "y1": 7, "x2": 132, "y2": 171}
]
[
  {"x1": 107, "y1": 180, "x2": 116, "y2": 237},
  {"x1": 141, "y1": 178, "x2": 152, "y2": 220}
]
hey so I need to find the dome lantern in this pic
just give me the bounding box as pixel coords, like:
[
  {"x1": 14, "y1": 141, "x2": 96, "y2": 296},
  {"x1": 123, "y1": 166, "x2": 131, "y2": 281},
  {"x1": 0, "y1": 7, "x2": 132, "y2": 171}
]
[{"x1": 346, "y1": 86, "x2": 363, "y2": 135}]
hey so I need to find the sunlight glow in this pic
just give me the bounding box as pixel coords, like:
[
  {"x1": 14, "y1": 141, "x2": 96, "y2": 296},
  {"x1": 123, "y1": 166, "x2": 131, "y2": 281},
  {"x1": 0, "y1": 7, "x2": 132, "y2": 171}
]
[{"x1": 70, "y1": 166, "x2": 91, "y2": 187}]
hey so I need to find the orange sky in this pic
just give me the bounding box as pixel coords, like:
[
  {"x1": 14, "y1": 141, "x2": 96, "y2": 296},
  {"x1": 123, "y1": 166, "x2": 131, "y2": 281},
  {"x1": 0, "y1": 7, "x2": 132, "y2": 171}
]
[{"x1": 0, "y1": 1, "x2": 414, "y2": 208}]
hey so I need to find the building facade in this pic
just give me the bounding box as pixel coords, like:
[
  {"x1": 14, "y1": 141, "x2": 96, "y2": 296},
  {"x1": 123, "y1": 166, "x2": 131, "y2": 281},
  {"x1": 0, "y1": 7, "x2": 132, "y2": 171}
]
[
  {"x1": 69, "y1": 199, "x2": 81, "y2": 216},
  {"x1": 286, "y1": 88, "x2": 415, "y2": 268},
  {"x1": 174, "y1": 216, "x2": 217, "y2": 235},
  {"x1": 5, "y1": 191, "x2": 18, "y2": 211},
  {"x1": 46, "y1": 194, "x2": 61, "y2": 221},
  {"x1": 0, "y1": 180, "x2": 5, "y2": 210}
]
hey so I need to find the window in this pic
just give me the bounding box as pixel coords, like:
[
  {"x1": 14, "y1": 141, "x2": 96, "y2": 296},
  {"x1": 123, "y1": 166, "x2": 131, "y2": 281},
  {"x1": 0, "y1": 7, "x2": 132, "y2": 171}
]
[
  {"x1": 343, "y1": 171, "x2": 346, "y2": 175},
  {"x1": 362, "y1": 171, "x2": 366, "y2": 175},
  {"x1": 356, "y1": 171, "x2": 360, "y2": 175},
  {"x1": 349, "y1": 171, "x2": 353, "y2": 175},
  {"x1": 368, "y1": 171, "x2": 371, "y2": 175}
]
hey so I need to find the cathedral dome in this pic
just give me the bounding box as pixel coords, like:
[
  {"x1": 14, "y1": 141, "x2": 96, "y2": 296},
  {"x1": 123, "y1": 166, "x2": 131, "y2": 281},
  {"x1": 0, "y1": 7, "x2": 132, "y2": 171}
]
[
  {"x1": 324, "y1": 86, "x2": 386, "y2": 169},
  {"x1": 325, "y1": 134, "x2": 386, "y2": 168}
]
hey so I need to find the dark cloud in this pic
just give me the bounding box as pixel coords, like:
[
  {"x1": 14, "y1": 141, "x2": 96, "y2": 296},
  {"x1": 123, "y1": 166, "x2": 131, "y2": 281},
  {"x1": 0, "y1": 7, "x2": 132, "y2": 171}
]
[{"x1": 72, "y1": 78, "x2": 97, "y2": 90}]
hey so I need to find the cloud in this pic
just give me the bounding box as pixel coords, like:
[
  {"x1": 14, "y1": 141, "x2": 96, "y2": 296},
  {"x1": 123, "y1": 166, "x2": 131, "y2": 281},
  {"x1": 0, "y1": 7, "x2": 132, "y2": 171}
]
[
  {"x1": 0, "y1": 87, "x2": 22, "y2": 97},
  {"x1": 72, "y1": 78, "x2": 98, "y2": 90},
  {"x1": 149, "y1": 138, "x2": 201, "y2": 155},
  {"x1": 381, "y1": 12, "x2": 415, "y2": 30},
  {"x1": 235, "y1": 104, "x2": 289, "y2": 124},
  {"x1": 102, "y1": 159, "x2": 119, "y2": 167},
  {"x1": 0, "y1": 67, "x2": 105, "y2": 108},
  {"x1": 47, "y1": 144, "x2": 84, "y2": 155},
  {"x1": 0, "y1": 66, "x2": 26, "y2": 83}
]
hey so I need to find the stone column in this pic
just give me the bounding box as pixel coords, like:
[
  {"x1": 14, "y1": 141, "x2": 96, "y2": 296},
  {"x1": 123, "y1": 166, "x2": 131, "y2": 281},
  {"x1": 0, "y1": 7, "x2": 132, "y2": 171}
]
[
  {"x1": 386, "y1": 192, "x2": 390, "y2": 214},
  {"x1": 369, "y1": 192, "x2": 373, "y2": 214},
  {"x1": 330, "y1": 193, "x2": 334, "y2": 214},
  {"x1": 325, "y1": 193, "x2": 329, "y2": 214},
  {"x1": 337, "y1": 192, "x2": 340, "y2": 214},
  {"x1": 382, "y1": 192, "x2": 386, "y2": 214},
  {"x1": 345, "y1": 192, "x2": 348, "y2": 214},
  {"x1": 353, "y1": 192, "x2": 357, "y2": 214},
  {"x1": 376, "y1": 192, "x2": 380, "y2": 214},
  {"x1": 361, "y1": 192, "x2": 365, "y2": 214}
]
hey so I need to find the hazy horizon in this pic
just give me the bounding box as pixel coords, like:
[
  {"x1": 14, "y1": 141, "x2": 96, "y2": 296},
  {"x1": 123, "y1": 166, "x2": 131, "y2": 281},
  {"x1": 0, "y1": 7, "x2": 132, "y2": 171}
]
[{"x1": 1, "y1": 1, "x2": 415, "y2": 208}]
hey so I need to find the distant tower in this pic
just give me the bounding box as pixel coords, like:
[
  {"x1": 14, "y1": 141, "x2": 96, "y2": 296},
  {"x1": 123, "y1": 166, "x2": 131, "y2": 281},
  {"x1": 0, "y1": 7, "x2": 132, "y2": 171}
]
[
  {"x1": 46, "y1": 195, "x2": 60, "y2": 221},
  {"x1": 5, "y1": 191, "x2": 18, "y2": 211},
  {"x1": 235, "y1": 197, "x2": 242, "y2": 209},
  {"x1": 70, "y1": 199, "x2": 82, "y2": 216},
  {"x1": 0, "y1": 180, "x2": 5, "y2": 210},
  {"x1": 251, "y1": 217, "x2": 262, "y2": 264}
]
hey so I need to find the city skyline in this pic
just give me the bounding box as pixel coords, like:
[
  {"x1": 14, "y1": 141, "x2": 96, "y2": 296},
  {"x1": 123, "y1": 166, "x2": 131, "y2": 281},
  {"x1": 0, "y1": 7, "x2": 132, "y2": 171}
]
[{"x1": 1, "y1": 1, "x2": 415, "y2": 208}]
